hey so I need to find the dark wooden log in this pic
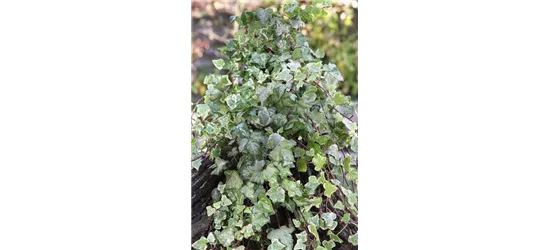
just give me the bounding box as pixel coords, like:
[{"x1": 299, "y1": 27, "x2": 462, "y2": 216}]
[{"x1": 191, "y1": 158, "x2": 221, "y2": 243}]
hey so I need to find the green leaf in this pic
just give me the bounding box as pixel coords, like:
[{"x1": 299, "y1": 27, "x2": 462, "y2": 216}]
[
  {"x1": 216, "y1": 229, "x2": 235, "y2": 247},
  {"x1": 348, "y1": 232, "x2": 358, "y2": 246},
  {"x1": 212, "y1": 59, "x2": 225, "y2": 70},
  {"x1": 276, "y1": 69, "x2": 293, "y2": 82},
  {"x1": 307, "y1": 224, "x2": 319, "y2": 239},
  {"x1": 323, "y1": 181, "x2": 337, "y2": 197},
  {"x1": 213, "y1": 201, "x2": 221, "y2": 209},
  {"x1": 334, "y1": 201, "x2": 345, "y2": 211},
  {"x1": 251, "y1": 208, "x2": 270, "y2": 229},
  {"x1": 342, "y1": 213, "x2": 351, "y2": 223},
  {"x1": 351, "y1": 136, "x2": 358, "y2": 152},
  {"x1": 305, "y1": 176, "x2": 320, "y2": 195},
  {"x1": 211, "y1": 158, "x2": 227, "y2": 175},
  {"x1": 225, "y1": 170, "x2": 243, "y2": 189},
  {"x1": 268, "y1": 133, "x2": 283, "y2": 149},
  {"x1": 221, "y1": 195, "x2": 232, "y2": 206},
  {"x1": 297, "y1": 158, "x2": 307, "y2": 172},
  {"x1": 268, "y1": 239, "x2": 286, "y2": 250},
  {"x1": 256, "y1": 86, "x2": 273, "y2": 105},
  {"x1": 258, "y1": 108, "x2": 272, "y2": 126},
  {"x1": 343, "y1": 156, "x2": 351, "y2": 171},
  {"x1": 332, "y1": 92, "x2": 349, "y2": 105},
  {"x1": 267, "y1": 186, "x2": 286, "y2": 203},
  {"x1": 267, "y1": 226, "x2": 294, "y2": 250},
  {"x1": 347, "y1": 168, "x2": 358, "y2": 181},
  {"x1": 312, "y1": 154, "x2": 326, "y2": 171},
  {"x1": 292, "y1": 219, "x2": 302, "y2": 228},
  {"x1": 321, "y1": 212, "x2": 337, "y2": 230},
  {"x1": 207, "y1": 232, "x2": 216, "y2": 243},
  {"x1": 314, "y1": 48, "x2": 325, "y2": 58},
  {"x1": 289, "y1": 17, "x2": 304, "y2": 29},
  {"x1": 242, "y1": 224, "x2": 254, "y2": 238},
  {"x1": 308, "y1": 214, "x2": 320, "y2": 227},
  {"x1": 328, "y1": 230, "x2": 343, "y2": 243},
  {"x1": 257, "y1": 195, "x2": 274, "y2": 214},
  {"x1": 219, "y1": 75, "x2": 232, "y2": 87},
  {"x1": 206, "y1": 206, "x2": 216, "y2": 216},
  {"x1": 191, "y1": 159, "x2": 201, "y2": 170},
  {"x1": 225, "y1": 94, "x2": 241, "y2": 110},
  {"x1": 191, "y1": 237, "x2": 208, "y2": 250},
  {"x1": 322, "y1": 240, "x2": 335, "y2": 250},
  {"x1": 282, "y1": 179, "x2": 302, "y2": 197},
  {"x1": 196, "y1": 104, "x2": 210, "y2": 118},
  {"x1": 294, "y1": 231, "x2": 307, "y2": 250}
]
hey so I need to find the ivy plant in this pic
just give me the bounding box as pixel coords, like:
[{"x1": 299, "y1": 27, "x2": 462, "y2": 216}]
[{"x1": 191, "y1": 1, "x2": 358, "y2": 249}]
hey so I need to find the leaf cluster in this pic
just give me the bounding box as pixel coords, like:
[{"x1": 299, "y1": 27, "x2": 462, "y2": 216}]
[{"x1": 192, "y1": 1, "x2": 358, "y2": 249}]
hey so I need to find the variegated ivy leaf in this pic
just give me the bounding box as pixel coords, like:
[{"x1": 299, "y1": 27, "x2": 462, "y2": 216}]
[
  {"x1": 215, "y1": 229, "x2": 235, "y2": 247},
  {"x1": 321, "y1": 212, "x2": 337, "y2": 230},
  {"x1": 323, "y1": 181, "x2": 337, "y2": 197},
  {"x1": 241, "y1": 224, "x2": 254, "y2": 238},
  {"x1": 225, "y1": 94, "x2": 240, "y2": 110},
  {"x1": 351, "y1": 136, "x2": 358, "y2": 152},
  {"x1": 289, "y1": 17, "x2": 305, "y2": 29},
  {"x1": 308, "y1": 214, "x2": 320, "y2": 227},
  {"x1": 282, "y1": 179, "x2": 302, "y2": 197},
  {"x1": 207, "y1": 232, "x2": 216, "y2": 243},
  {"x1": 256, "y1": 85, "x2": 273, "y2": 105},
  {"x1": 267, "y1": 133, "x2": 283, "y2": 149},
  {"x1": 212, "y1": 59, "x2": 225, "y2": 70},
  {"x1": 292, "y1": 219, "x2": 302, "y2": 228},
  {"x1": 276, "y1": 69, "x2": 293, "y2": 82},
  {"x1": 267, "y1": 226, "x2": 294, "y2": 250},
  {"x1": 287, "y1": 60, "x2": 301, "y2": 71},
  {"x1": 333, "y1": 200, "x2": 345, "y2": 210},
  {"x1": 308, "y1": 224, "x2": 320, "y2": 239},
  {"x1": 219, "y1": 75, "x2": 232, "y2": 87},
  {"x1": 206, "y1": 206, "x2": 216, "y2": 216},
  {"x1": 332, "y1": 92, "x2": 349, "y2": 105},
  {"x1": 322, "y1": 240, "x2": 335, "y2": 250},
  {"x1": 224, "y1": 170, "x2": 243, "y2": 189},
  {"x1": 267, "y1": 186, "x2": 286, "y2": 203},
  {"x1": 217, "y1": 182, "x2": 226, "y2": 193},
  {"x1": 258, "y1": 108, "x2": 272, "y2": 126},
  {"x1": 211, "y1": 158, "x2": 227, "y2": 175},
  {"x1": 340, "y1": 186, "x2": 357, "y2": 206},
  {"x1": 309, "y1": 196, "x2": 322, "y2": 209},
  {"x1": 196, "y1": 104, "x2": 210, "y2": 118},
  {"x1": 304, "y1": 176, "x2": 321, "y2": 195},
  {"x1": 191, "y1": 159, "x2": 201, "y2": 170},
  {"x1": 347, "y1": 168, "x2": 358, "y2": 181},
  {"x1": 220, "y1": 195, "x2": 232, "y2": 206},
  {"x1": 327, "y1": 144, "x2": 340, "y2": 160},
  {"x1": 342, "y1": 213, "x2": 351, "y2": 223},
  {"x1": 256, "y1": 195, "x2": 274, "y2": 214},
  {"x1": 348, "y1": 232, "x2": 358, "y2": 246},
  {"x1": 191, "y1": 237, "x2": 208, "y2": 250},
  {"x1": 328, "y1": 230, "x2": 343, "y2": 243},
  {"x1": 312, "y1": 153, "x2": 327, "y2": 171},
  {"x1": 251, "y1": 207, "x2": 270, "y2": 229},
  {"x1": 268, "y1": 239, "x2": 286, "y2": 250},
  {"x1": 294, "y1": 231, "x2": 307, "y2": 250}
]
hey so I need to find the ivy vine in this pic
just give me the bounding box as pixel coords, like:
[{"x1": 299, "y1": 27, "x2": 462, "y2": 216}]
[{"x1": 191, "y1": 1, "x2": 358, "y2": 249}]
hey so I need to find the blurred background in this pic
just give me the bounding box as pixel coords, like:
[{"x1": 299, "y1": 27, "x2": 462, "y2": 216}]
[{"x1": 191, "y1": 0, "x2": 358, "y2": 103}]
